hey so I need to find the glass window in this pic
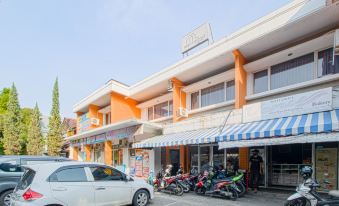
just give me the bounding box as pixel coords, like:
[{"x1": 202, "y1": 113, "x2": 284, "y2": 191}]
[
  {"x1": 213, "y1": 146, "x2": 224, "y2": 168},
  {"x1": 17, "y1": 169, "x2": 35, "y2": 190},
  {"x1": 271, "y1": 53, "x2": 314, "y2": 90},
  {"x1": 253, "y1": 70, "x2": 268, "y2": 94},
  {"x1": 50, "y1": 167, "x2": 88, "y2": 182},
  {"x1": 147, "y1": 107, "x2": 153, "y2": 121},
  {"x1": 0, "y1": 160, "x2": 22, "y2": 172},
  {"x1": 169, "y1": 101, "x2": 173, "y2": 116},
  {"x1": 191, "y1": 92, "x2": 199, "y2": 110},
  {"x1": 226, "y1": 80, "x2": 235, "y2": 101},
  {"x1": 318, "y1": 48, "x2": 339, "y2": 77},
  {"x1": 200, "y1": 146, "x2": 210, "y2": 170},
  {"x1": 90, "y1": 166, "x2": 124, "y2": 181},
  {"x1": 190, "y1": 146, "x2": 198, "y2": 171},
  {"x1": 201, "y1": 83, "x2": 225, "y2": 107},
  {"x1": 154, "y1": 102, "x2": 169, "y2": 119}
]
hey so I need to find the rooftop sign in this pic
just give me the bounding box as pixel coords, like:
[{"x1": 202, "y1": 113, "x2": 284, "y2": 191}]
[{"x1": 181, "y1": 23, "x2": 213, "y2": 54}]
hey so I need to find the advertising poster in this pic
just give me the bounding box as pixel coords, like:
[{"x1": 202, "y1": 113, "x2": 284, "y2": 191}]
[
  {"x1": 78, "y1": 113, "x2": 90, "y2": 133},
  {"x1": 316, "y1": 148, "x2": 338, "y2": 191},
  {"x1": 135, "y1": 150, "x2": 143, "y2": 177},
  {"x1": 142, "y1": 151, "x2": 150, "y2": 178}
]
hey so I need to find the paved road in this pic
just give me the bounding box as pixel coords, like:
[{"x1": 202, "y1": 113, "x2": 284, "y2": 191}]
[{"x1": 150, "y1": 190, "x2": 289, "y2": 206}]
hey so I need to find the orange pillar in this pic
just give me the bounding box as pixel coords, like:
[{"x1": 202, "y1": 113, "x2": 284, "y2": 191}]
[
  {"x1": 233, "y1": 49, "x2": 247, "y2": 109},
  {"x1": 72, "y1": 147, "x2": 79, "y2": 161},
  {"x1": 85, "y1": 145, "x2": 91, "y2": 161},
  {"x1": 233, "y1": 49, "x2": 249, "y2": 170},
  {"x1": 104, "y1": 140, "x2": 113, "y2": 165},
  {"x1": 89, "y1": 104, "x2": 100, "y2": 129}
]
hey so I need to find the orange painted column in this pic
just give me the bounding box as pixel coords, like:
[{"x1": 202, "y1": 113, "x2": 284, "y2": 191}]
[
  {"x1": 110, "y1": 92, "x2": 140, "y2": 123},
  {"x1": 72, "y1": 147, "x2": 79, "y2": 161},
  {"x1": 233, "y1": 49, "x2": 249, "y2": 170},
  {"x1": 85, "y1": 145, "x2": 91, "y2": 161},
  {"x1": 171, "y1": 78, "x2": 188, "y2": 172},
  {"x1": 89, "y1": 104, "x2": 100, "y2": 129},
  {"x1": 104, "y1": 140, "x2": 113, "y2": 165}
]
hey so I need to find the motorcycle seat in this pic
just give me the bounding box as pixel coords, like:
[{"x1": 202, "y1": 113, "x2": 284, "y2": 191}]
[{"x1": 329, "y1": 190, "x2": 339, "y2": 197}]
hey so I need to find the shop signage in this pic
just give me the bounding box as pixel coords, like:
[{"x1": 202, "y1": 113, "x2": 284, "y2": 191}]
[
  {"x1": 106, "y1": 126, "x2": 138, "y2": 140},
  {"x1": 78, "y1": 112, "x2": 90, "y2": 133},
  {"x1": 181, "y1": 23, "x2": 213, "y2": 54},
  {"x1": 243, "y1": 87, "x2": 333, "y2": 122},
  {"x1": 94, "y1": 133, "x2": 106, "y2": 143}
]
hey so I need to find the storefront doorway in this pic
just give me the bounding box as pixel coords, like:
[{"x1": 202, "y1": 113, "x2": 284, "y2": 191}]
[
  {"x1": 170, "y1": 149, "x2": 180, "y2": 176},
  {"x1": 113, "y1": 149, "x2": 123, "y2": 166}
]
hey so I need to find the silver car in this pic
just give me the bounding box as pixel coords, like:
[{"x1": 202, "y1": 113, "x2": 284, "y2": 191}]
[{"x1": 10, "y1": 161, "x2": 154, "y2": 206}]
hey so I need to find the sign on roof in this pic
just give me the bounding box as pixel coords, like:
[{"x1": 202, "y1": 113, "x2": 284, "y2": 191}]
[{"x1": 181, "y1": 23, "x2": 213, "y2": 54}]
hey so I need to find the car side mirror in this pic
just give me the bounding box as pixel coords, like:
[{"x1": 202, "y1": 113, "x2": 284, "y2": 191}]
[{"x1": 124, "y1": 175, "x2": 133, "y2": 182}]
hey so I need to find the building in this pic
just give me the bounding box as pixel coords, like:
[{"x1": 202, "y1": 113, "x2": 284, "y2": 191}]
[{"x1": 67, "y1": 0, "x2": 339, "y2": 189}]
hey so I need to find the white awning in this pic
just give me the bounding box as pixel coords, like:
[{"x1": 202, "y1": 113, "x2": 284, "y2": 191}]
[
  {"x1": 133, "y1": 127, "x2": 220, "y2": 148},
  {"x1": 218, "y1": 132, "x2": 339, "y2": 149}
]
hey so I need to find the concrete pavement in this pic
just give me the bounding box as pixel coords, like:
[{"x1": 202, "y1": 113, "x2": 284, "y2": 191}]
[{"x1": 150, "y1": 190, "x2": 290, "y2": 206}]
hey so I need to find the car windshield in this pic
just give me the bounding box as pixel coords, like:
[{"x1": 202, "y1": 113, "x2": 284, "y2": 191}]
[{"x1": 16, "y1": 168, "x2": 35, "y2": 191}]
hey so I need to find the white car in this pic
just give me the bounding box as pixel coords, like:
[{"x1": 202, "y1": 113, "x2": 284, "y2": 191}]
[{"x1": 10, "y1": 161, "x2": 154, "y2": 206}]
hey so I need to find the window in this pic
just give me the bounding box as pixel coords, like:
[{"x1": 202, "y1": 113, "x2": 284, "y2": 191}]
[
  {"x1": 201, "y1": 83, "x2": 225, "y2": 107},
  {"x1": 104, "y1": 113, "x2": 111, "y2": 125},
  {"x1": 0, "y1": 160, "x2": 22, "y2": 172},
  {"x1": 147, "y1": 107, "x2": 153, "y2": 121},
  {"x1": 90, "y1": 166, "x2": 124, "y2": 181},
  {"x1": 226, "y1": 80, "x2": 235, "y2": 101},
  {"x1": 191, "y1": 92, "x2": 199, "y2": 110},
  {"x1": 318, "y1": 47, "x2": 339, "y2": 77},
  {"x1": 17, "y1": 169, "x2": 35, "y2": 190},
  {"x1": 253, "y1": 70, "x2": 268, "y2": 94},
  {"x1": 271, "y1": 53, "x2": 314, "y2": 90},
  {"x1": 154, "y1": 101, "x2": 169, "y2": 119},
  {"x1": 50, "y1": 167, "x2": 88, "y2": 182},
  {"x1": 147, "y1": 100, "x2": 173, "y2": 120},
  {"x1": 213, "y1": 146, "x2": 224, "y2": 167}
]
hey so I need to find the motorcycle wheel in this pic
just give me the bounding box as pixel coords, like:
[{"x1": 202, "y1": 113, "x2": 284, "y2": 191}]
[
  {"x1": 194, "y1": 187, "x2": 206, "y2": 195},
  {"x1": 236, "y1": 182, "x2": 246, "y2": 197},
  {"x1": 170, "y1": 183, "x2": 184, "y2": 196},
  {"x1": 284, "y1": 198, "x2": 309, "y2": 206},
  {"x1": 228, "y1": 188, "x2": 238, "y2": 201}
]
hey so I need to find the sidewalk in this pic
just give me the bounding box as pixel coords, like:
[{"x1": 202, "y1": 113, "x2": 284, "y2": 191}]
[{"x1": 151, "y1": 190, "x2": 290, "y2": 206}]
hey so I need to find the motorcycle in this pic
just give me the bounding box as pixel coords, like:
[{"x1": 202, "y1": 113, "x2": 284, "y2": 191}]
[
  {"x1": 183, "y1": 169, "x2": 199, "y2": 191},
  {"x1": 153, "y1": 165, "x2": 184, "y2": 196},
  {"x1": 285, "y1": 178, "x2": 339, "y2": 205},
  {"x1": 215, "y1": 167, "x2": 246, "y2": 198},
  {"x1": 176, "y1": 167, "x2": 191, "y2": 193},
  {"x1": 195, "y1": 169, "x2": 239, "y2": 201}
]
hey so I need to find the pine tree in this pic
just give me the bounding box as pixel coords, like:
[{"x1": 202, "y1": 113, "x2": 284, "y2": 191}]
[
  {"x1": 27, "y1": 103, "x2": 44, "y2": 155},
  {"x1": 2, "y1": 84, "x2": 22, "y2": 154},
  {"x1": 47, "y1": 78, "x2": 62, "y2": 156}
]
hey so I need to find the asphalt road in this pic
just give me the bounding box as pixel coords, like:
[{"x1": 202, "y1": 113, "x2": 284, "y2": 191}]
[{"x1": 150, "y1": 190, "x2": 289, "y2": 206}]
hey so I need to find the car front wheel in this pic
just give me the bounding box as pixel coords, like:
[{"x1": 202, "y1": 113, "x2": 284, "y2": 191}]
[
  {"x1": 0, "y1": 190, "x2": 14, "y2": 206},
  {"x1": 132, "y1": 189, "x2": 149, "y2": 206}
]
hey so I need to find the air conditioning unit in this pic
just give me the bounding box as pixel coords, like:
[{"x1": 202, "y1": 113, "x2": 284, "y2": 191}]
[
  {"x1": 90, "y1": 118, "x2": 100, "y2": 126},
  {"x1": 335, "y1": 29, "x2": 339, "y2": 56},
  {"x1": 177, "y1": 107, "x2": 188, "y2": 117}
]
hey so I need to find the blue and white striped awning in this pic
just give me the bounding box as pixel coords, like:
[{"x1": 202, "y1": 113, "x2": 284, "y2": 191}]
[
  {"x1": 216, "y1": 109, "x2": 339, "y2": 142},
  {"x1": 132, "y1": 127, "x2": 220, "y2": 148}
]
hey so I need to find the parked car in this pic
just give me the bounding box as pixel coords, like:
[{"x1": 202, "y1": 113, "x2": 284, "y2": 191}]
[
  {"x1": 0, "y1": 155, "x2": 70, "y2": 206},
  {"x1": 10, "y1": 161, "x2": 154, "y2": 206}
]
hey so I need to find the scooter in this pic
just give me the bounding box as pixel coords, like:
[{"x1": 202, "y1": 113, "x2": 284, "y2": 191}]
[
  {"x1": 153, "y1": 167, "x2": 184, "y2": 196},
  {"x1": 285, "y1": 178, "x2": 339, "y2": 206},
  {"x1": 195, "y1": 169, "x2": 239, "y2": 201}
]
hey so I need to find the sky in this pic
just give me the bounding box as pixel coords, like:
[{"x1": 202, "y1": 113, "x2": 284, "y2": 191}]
[{"x1": 0, "y1": 0, "x2": 291, "y2": 118}]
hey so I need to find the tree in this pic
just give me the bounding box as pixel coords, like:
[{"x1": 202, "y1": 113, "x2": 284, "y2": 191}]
[
  {"x1": 2, "y1": 84, "x2": 22, "y2": 155},
  {"x1": 47, "y1": 78, "x2": 62, "y2": 156},
  {"x1": 20, "y1": 108, "x2": 33, "y2": 154},
  {"x1": 27, "y1": 103, "x2": 44, "y2": 155},
  {"x1": 0, "y1": 88, "x2": 11, "y2": 154}
]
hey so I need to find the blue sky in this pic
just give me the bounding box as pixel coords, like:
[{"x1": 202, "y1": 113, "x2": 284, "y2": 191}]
[{"x1": 0, "y1": 0, "x2": 291, "y2": 117}]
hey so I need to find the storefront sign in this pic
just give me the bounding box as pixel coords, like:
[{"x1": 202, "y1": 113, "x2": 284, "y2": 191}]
[
  {"x1": 181, "y1": 23, "x2": 213, "y2": 53},
  {"x1": 106, "y1": 126, "x2": 138, "y2": 140},
  {"x1": 94, "y1": 133, "x2": 106, "y2": 143},
  {"x1": 243, "y1": 87, "x2": 333, "y2": 122},
  {"x1": 78, "y1": 113, "x2": 91, "y2": 133}
]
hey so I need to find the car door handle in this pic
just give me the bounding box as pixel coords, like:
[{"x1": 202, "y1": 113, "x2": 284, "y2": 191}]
[
  {"x1": 95, "y1": 187, "x2": 106, "y2": 190},
  {"x1": 53, "y1": 187, "x2": 67, "y2": 191}
]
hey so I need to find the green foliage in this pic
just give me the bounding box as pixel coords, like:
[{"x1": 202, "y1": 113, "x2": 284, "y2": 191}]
[
  {"x1": 27, "y1": 104, "x2": 44, "y2": 155},
  {"x1": 0, "y1": 88, "x2": 11, "y2": 154},
  {"x1": 47, "y1": 78, "x2": 62, "y2": 156},
  {"x1": 20, "y1": 107, "x2": 33, "y2": 154},
  {"x1": 2, "y1": 84, "x2": 22, "y2": 155}
]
